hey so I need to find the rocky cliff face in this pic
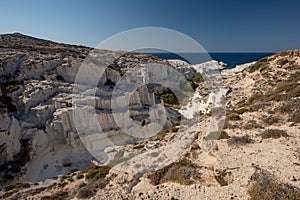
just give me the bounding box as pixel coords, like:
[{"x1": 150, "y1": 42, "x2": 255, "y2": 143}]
[
  {"x1": 0, "y1": 34, "x2": 93, "y2": 184},
  {"x1": 0, "y1": 33, "x2": 193, "y2": 185}
]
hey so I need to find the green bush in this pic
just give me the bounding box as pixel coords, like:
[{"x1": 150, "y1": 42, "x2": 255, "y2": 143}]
[
  {"x1": 161, "y1": 92, "x2": 178, "y2": 105},
  {"x1": 81, "y1": 165, "x2": 111, "y2": 180}
]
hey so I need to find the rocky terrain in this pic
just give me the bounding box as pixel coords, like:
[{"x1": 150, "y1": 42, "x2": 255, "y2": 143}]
[
  {"x1": 0, "y1": 33, "x2": 299, "y2": 199},
  {"x1": 0, "y1": 33, "x2": 192, "y2": 184}
]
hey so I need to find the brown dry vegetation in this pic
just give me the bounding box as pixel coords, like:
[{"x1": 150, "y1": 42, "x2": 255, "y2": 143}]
[
  {"x1": 248, "y1": 168, "x2": 300, "y2": 200},
  {"x1": 148, "y1": 159, "x2": 200, "y2": 185}
]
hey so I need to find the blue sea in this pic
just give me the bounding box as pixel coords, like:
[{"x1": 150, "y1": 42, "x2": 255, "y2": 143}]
[{"x1": 147, "y1": 52, "x2": 274, "y2": 69}]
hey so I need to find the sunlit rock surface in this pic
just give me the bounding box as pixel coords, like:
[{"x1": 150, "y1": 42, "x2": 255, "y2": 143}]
[{"x1": 0, "y1": 33, "x2": 194, "y2": 183}]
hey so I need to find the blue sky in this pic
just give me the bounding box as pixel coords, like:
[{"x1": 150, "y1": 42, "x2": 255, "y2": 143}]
[{"x1": 0, "y1": 0, "x2": 299, "y2": 52}]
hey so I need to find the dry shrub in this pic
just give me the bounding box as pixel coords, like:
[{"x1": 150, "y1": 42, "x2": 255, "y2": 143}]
[
  {"x1": 244, "y1": 120, "x2": 263, "y2": 130},
  {"x1": 77, "y1": 186, "x2": 96, "y2": 199},
  {"x1": 227, "y1": 112, "x2": 241, "y2": 121},
  {"x1": 262, "y1": 116, "x2": 281, "y2": 125},
  {"x1": 227, "y1": 135, "x2": 254, "y2": 146},
  {"x1": 219, "y1": 130, "x2": 230, "y2": 139},
  {"x1": 260, "y1": 129, "x2": 289, "y2": 139},
  {"x1": 248, "y1": 59, "x2": 269, "y2": 73},
  {"x1": 41, "y1": 191, "x2": 69, "y2": 200},
  {"x1": 3, "y1": 182, "x2": 30, "y2": 192},
  {"x1": 248, "y1": 168, "x2": 300, "y2": 200},
  {"x1": 148, "y1": 159, "x2": 199, "y2": 185}
]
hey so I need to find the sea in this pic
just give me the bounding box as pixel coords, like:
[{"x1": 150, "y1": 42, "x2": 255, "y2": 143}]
[{"x1": 147, "y1": 52, "x2": 274, "y2": 69}]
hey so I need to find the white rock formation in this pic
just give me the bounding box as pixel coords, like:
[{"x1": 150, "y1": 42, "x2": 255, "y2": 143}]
[{"x1": 0, "y1": 33, "x2": 195, "y2": 183}]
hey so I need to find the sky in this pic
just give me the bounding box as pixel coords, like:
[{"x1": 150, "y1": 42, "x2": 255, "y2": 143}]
[{"x1": 0, "y1": 0, "x2": 300, "y2": 52}]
